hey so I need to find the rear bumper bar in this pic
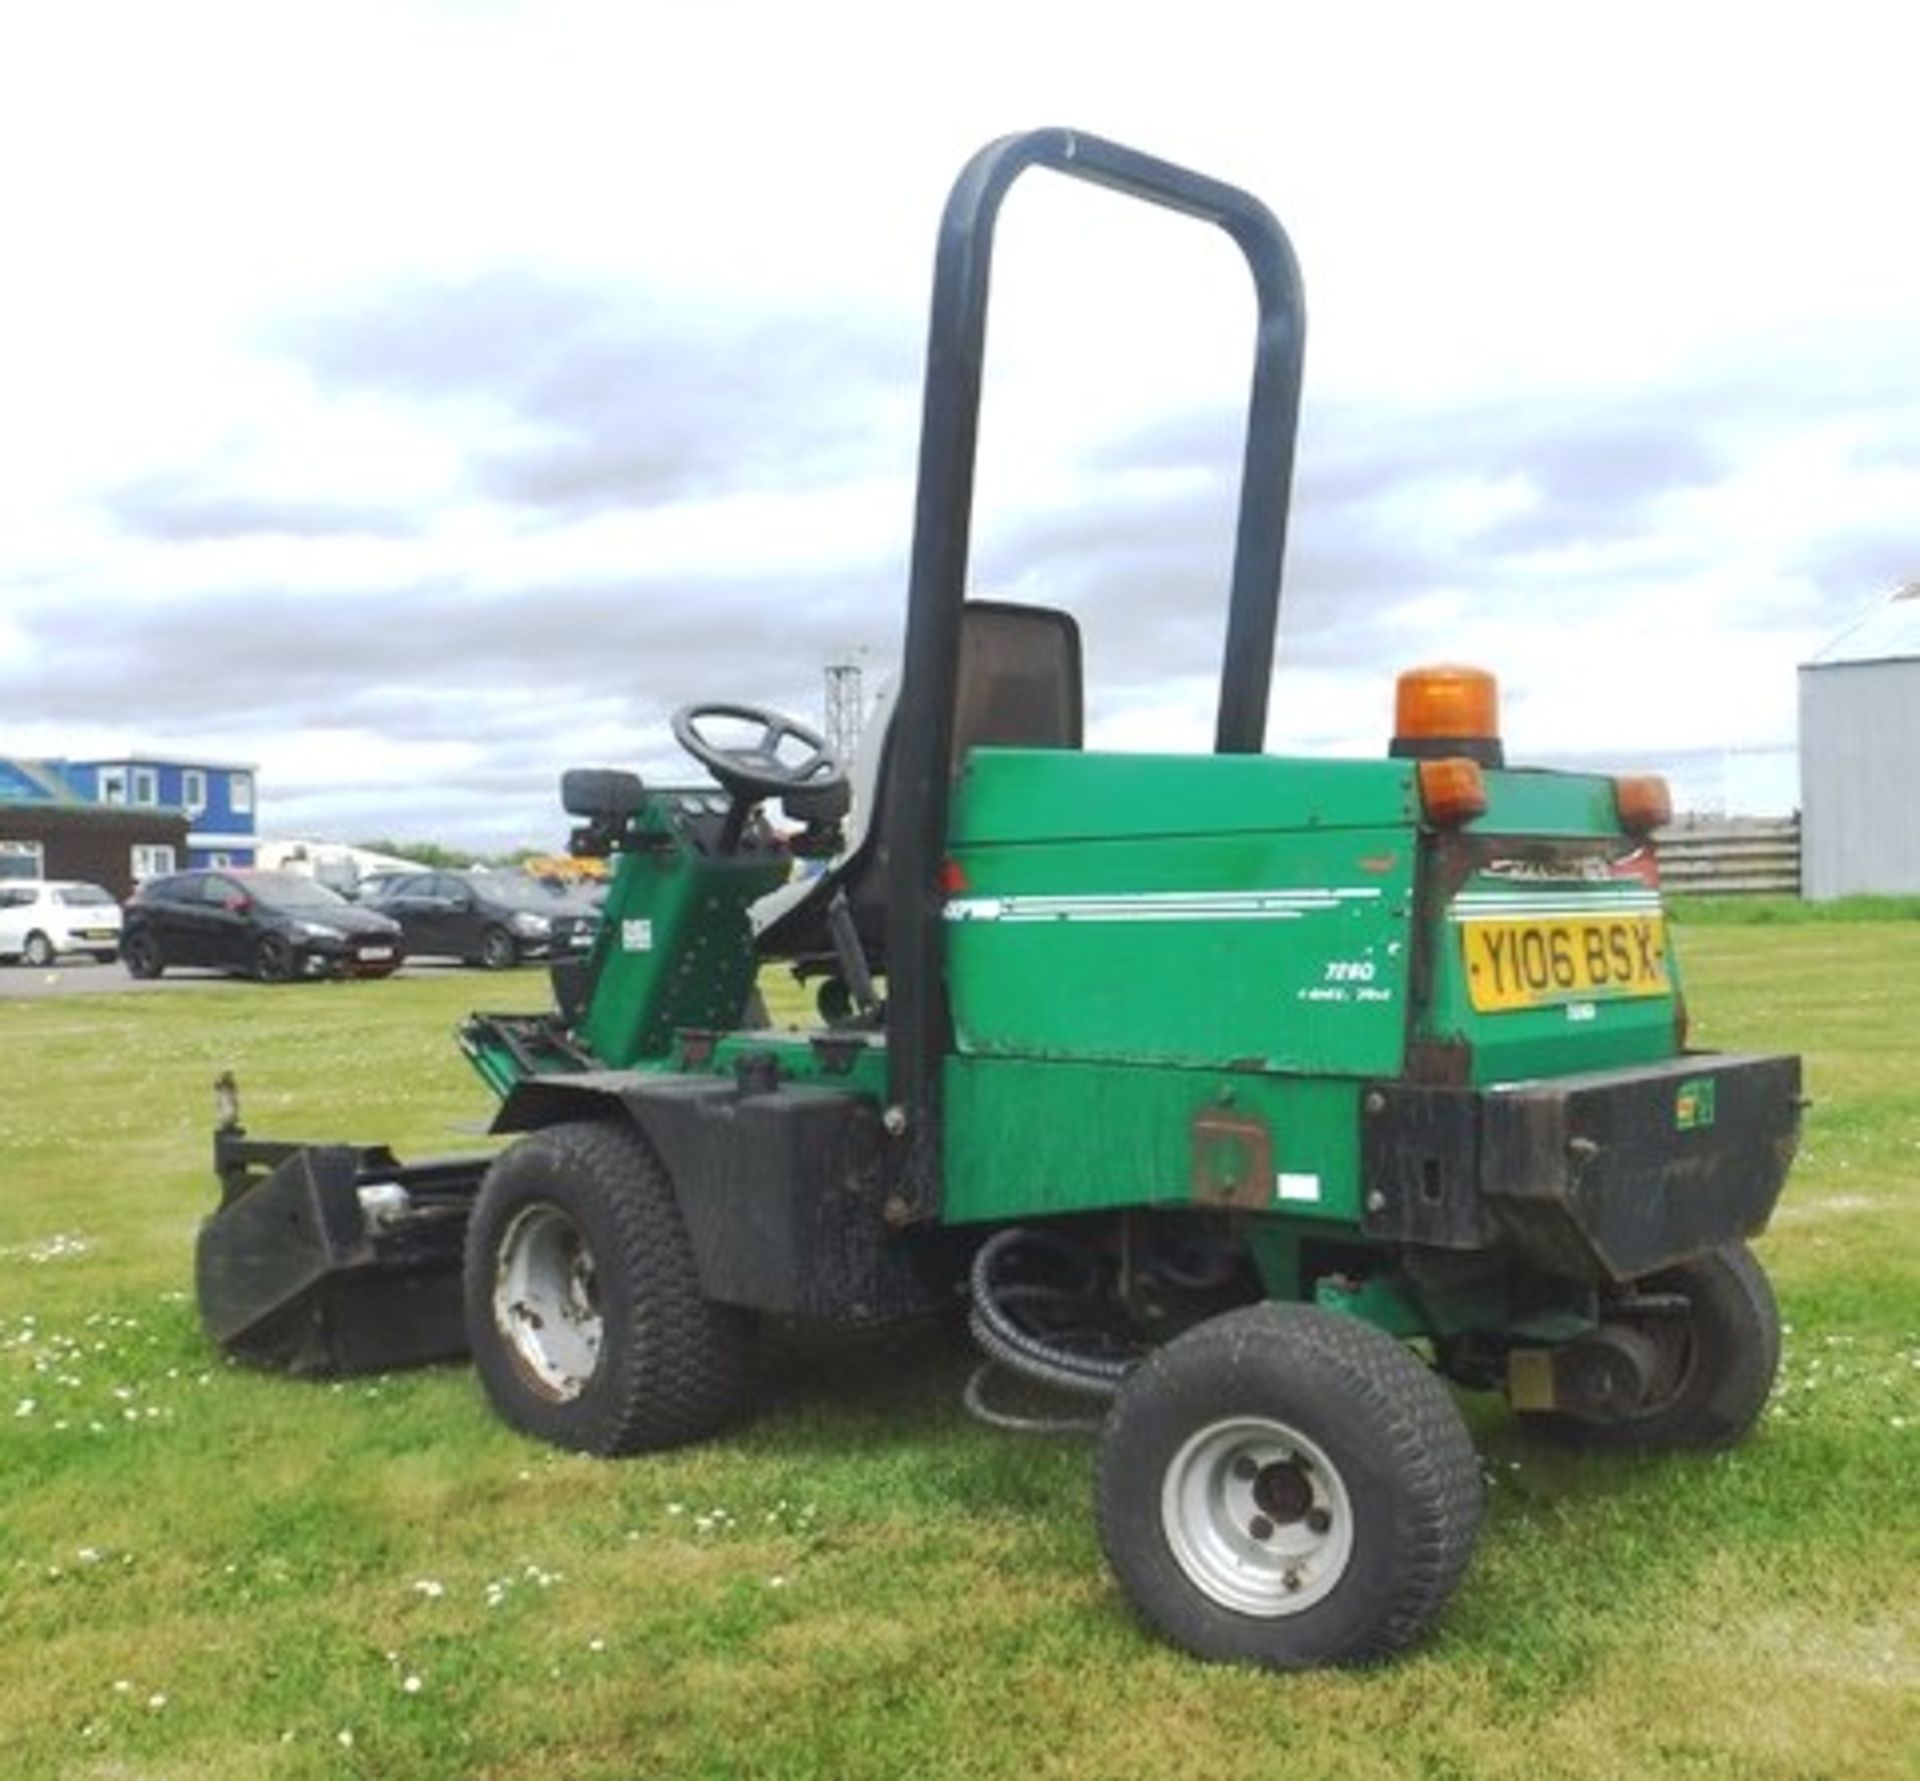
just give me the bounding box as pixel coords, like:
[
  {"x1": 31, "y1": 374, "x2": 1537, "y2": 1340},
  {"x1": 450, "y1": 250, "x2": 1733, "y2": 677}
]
[{"x1": 1360, "y1": 1052, "x2": 1802, "y2": 1282}]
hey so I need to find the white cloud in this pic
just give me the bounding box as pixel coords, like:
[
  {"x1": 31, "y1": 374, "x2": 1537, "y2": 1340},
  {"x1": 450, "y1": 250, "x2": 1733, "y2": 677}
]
[{"x1": 3, "y1": 1, "x2": 1916, "y2": 843}]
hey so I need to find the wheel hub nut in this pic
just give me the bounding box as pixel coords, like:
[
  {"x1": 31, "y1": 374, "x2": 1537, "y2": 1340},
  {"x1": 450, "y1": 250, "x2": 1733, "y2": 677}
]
[{"x1": 1252, "y1": 1459, "x2": 1314, "y2": 1524}]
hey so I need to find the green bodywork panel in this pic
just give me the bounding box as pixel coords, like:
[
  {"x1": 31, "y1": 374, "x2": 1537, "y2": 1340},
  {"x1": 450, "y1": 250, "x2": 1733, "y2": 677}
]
[
  {"x1": 947, "y1": 752, "x2": 1419, "y2": 1077},
  {"x1": 946, "y1": 826, "x2": 1417, "y2": 1074},
  {"x1": 950, "y1": 749, "x2": 1422, "y2": 844},
  {"x1": 1310, "y1": 1269, "x2": 1598, "y2": 1343},
  {"x1": 941, "y1": 1054, "x2": 1364, "y2": 1226},
  {"x1": 579, "y1": 806, "x2": 788, "y2": 1069},
  {"x1": 1451, "y1": 768, "x2": 1619, "y2": 837},
  {"x1": 462, "y1": 1015, "x2": 589, "y2": 1099}
]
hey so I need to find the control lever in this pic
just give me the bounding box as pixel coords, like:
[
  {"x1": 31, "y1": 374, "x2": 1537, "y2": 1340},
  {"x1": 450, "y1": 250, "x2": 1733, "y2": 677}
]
[{"x1": 825, "y1": 889, "x2": 880, "y2": 1019}]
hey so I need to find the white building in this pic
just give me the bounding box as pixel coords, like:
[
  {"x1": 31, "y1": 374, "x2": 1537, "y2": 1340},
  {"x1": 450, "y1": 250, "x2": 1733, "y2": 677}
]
[
  {"x1": 256, "y1": 839, "x2": 427, "y2": 893},
  {"x1": 1798, "y1": 581, "x2": 1920, "y2": 898}
]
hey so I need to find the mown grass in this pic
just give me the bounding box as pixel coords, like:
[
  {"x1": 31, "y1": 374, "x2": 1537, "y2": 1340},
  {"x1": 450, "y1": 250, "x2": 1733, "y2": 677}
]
[
  {"x1": 2, "y1": 935, "x2": 1915, "y2": 1780},
  {"x1": 1668, "y1": 892, "x2": 1920, "y2": 926}
]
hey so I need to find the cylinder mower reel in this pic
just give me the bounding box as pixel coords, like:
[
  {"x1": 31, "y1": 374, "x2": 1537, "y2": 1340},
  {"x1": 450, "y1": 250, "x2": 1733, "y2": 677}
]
[{"x1": 191, "y1": 127, "x2": 1801, "y2": 1675}]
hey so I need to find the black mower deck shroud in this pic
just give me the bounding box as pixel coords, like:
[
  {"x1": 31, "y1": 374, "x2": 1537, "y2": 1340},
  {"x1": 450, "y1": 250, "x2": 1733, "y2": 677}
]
[{"x1": 200, "y1": 1130, "x2": 487, "y2": 1376}]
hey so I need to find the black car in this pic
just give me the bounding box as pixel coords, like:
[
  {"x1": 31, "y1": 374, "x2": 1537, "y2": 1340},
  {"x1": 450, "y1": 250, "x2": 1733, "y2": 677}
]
[
  {"x1": 122, "y1": 869, "x2": 405, "y2": 982},
  {"x1": 356, "y1": 870, "x2": 599, "y2": 969}
]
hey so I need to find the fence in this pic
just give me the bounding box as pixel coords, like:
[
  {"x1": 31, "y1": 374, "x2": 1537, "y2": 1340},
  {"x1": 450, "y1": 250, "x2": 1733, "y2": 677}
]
[{"x1": 1654, "y1": 816, "x2": 1801, "y2": 896}]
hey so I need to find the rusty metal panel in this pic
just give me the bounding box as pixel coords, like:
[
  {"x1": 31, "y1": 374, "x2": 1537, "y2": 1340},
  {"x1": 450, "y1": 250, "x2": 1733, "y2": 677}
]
[{"x1": 1190, "y1": 1109, "x2": 1275, "y2": 1211}]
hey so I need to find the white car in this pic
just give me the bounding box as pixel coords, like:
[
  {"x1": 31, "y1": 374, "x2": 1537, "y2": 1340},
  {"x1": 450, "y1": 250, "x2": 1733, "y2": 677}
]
[{"x1": 0, "y1": 879, "x2": 125, "y2": 966}]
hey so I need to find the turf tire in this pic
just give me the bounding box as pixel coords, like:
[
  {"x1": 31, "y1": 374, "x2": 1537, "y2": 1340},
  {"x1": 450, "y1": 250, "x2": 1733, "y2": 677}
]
[
  {"x1": 1096, "y1": 1302, "x2": 1483, "y2": 1669},
  {"x1": 1518, "y1": 1241, "x2": 1780, "y2": 1450},
  {"x1": 464, "y1": 1119, "x2": 755, "y2": 1455}
]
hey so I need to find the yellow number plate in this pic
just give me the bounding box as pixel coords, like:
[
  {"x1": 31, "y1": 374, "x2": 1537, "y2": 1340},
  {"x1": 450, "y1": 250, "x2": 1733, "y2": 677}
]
[{"x1": 1462, "y1": 914, "x2": 1669, "y2": 1012}]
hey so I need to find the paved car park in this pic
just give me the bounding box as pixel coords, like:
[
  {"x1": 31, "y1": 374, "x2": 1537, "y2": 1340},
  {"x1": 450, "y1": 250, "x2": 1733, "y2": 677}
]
[
  {"x1": 0, "y1": 959, "x2": 188, "y2": 998},
  {"x1": 0, "y1": 957, "x2": 480, "y2": 999}
]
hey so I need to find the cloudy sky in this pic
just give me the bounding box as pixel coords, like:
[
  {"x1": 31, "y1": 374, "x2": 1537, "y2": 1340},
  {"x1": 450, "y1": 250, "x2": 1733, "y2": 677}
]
[{"x1": 4, "y1": 1, "x2": 1915, "y2": 850}]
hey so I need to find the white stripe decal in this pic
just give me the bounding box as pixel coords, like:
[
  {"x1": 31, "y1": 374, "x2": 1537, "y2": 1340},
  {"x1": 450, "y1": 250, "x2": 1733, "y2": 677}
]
[
  {"x1": 1453, "y1": 891, "x2": 1660, "y2": 904},
  {"x1": 945, "y1": 887, "x2": 1383, "y2": 924},
  {"x1": 1451, "y1": 895, "x2": 1662, "y2": 921}
]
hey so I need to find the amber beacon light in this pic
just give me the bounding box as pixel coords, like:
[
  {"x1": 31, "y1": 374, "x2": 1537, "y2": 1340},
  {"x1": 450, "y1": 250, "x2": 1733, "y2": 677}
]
[{"x1": 1391, "y1": 665, "x2": 1504, "y2": 768}]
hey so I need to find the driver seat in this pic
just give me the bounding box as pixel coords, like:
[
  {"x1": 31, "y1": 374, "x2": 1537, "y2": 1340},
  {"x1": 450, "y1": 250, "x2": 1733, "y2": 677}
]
[{"x1": 752, "y1": 600, "x2": 1083, "y2": 983}]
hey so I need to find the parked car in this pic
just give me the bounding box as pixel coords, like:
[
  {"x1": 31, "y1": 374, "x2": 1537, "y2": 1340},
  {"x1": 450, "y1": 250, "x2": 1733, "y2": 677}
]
[
  {"x1": 121, "y1": 869, "x2": 404, "y2": 982},
  {"x1": 356, "y1": 869, "x2": 599, "y2": 969},
  {"x1": 0, "y1": 880, "x2": 124, "y2": 965},
  {"x1": 349, "y1": 871, "x2": 414, "y2": 903}
]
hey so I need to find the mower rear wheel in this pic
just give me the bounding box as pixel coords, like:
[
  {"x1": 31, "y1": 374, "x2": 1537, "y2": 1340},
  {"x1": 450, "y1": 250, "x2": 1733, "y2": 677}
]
[
  {"x1": 1095, "y1": 1303, "x2": 1482, "y2": 1669},
  {"x1": 1518, "y1": 1241, "x2": 1780, "y2": 1451},
  {"x1": 464, "y1": 1119, "x2": 755, "y2": 1455}
]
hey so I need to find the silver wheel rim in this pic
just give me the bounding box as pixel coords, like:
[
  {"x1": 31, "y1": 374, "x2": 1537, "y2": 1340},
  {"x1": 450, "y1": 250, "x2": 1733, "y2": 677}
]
[
  {"x1": 1160, "y1": 1415, "x2": 1355, "y2": 1616},
  {"x1": 492, "y1": 1203, "x2": 604, "y2": 1400}
]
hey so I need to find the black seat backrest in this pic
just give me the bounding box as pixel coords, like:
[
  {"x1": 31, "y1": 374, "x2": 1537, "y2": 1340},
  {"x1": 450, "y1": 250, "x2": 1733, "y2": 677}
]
[
  {"x1": 757, "y1": 600, "x2": 1082, "y2": 969},
  {"x1": 948, "y1": 600, "x2": 1083, "y2": 764}
]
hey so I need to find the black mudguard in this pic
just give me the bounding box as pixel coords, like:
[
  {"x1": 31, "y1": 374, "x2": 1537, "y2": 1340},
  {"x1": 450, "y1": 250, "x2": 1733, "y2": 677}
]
[{"x1": 493, "y1": 1070, "x2": 961, "y2": 1321}]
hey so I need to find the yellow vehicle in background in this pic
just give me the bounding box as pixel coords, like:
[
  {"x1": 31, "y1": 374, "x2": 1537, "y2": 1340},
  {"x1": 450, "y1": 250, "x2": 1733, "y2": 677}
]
[{"x1": 520, "y1": 854, "x2": 609, "y2": 889}]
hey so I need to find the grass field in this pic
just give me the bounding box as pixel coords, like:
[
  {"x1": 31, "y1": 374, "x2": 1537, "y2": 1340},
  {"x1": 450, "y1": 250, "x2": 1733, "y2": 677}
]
[{"x1": 2, "y1": 929, "x2": 1916, "y2": 1779}]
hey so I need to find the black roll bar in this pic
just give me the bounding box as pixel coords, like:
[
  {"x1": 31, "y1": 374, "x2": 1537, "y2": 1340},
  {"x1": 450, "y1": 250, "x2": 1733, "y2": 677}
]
[{"x1": 884, "y1": 127, "x2": 1308, "y2": 1216}]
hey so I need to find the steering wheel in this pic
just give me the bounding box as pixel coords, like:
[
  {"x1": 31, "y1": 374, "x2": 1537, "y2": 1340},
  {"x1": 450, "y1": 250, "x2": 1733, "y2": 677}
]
[{"x1": 670, "y1": 701, "x2": 847, "y2": 802}]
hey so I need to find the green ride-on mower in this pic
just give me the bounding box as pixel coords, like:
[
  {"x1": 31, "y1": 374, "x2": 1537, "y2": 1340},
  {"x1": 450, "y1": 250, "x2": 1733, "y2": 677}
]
[{"x1": 198, "y1": 128, "x2": 1801, "y2": 1669}]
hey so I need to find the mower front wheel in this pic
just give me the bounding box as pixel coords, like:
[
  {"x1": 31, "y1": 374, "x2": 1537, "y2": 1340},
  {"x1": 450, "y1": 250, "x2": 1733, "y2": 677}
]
[
  {"x1": 1095, "y1": 1303, "x2": 1483, "y2": 1669},
  {"x1": 464, "y1": 1119, "x2": 755, "y2": 1455}
]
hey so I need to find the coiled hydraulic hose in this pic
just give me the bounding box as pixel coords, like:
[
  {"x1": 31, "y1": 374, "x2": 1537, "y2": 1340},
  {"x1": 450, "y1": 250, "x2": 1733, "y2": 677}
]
[{"x1": 964, "y1": 1227, "x2": 1143, "y2": 1434}]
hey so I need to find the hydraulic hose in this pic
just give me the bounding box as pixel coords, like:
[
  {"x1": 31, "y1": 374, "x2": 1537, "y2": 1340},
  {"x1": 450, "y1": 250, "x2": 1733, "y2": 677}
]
[{"x1": 963, "y1": 1227, "x2": 1144, "y2": 1433}]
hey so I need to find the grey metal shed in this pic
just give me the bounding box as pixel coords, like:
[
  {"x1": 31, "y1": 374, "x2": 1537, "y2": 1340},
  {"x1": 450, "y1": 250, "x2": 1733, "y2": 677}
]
[{"x1": 1798, "y1": 582, "x2": 1920, "y2": 898}]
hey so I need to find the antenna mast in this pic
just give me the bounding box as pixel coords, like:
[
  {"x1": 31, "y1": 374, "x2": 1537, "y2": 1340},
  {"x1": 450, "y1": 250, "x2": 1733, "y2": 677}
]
[{"x1": 824, "y1": 660, "x2": 865, "y2": 763}]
